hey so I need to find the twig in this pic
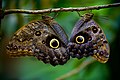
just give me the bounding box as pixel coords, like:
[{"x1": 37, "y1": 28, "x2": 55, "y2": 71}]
[
  {"x1": 1, "y1": 3, "x2": 120, "y2": 18},
  {"x1": 56, "y1": 57, "x2": 96, "y2": 80}
]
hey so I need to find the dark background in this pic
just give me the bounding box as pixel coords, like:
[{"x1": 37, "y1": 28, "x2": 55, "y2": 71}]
[{"x1": 1, "y1": 0, "x2": 120, "y2": 80}]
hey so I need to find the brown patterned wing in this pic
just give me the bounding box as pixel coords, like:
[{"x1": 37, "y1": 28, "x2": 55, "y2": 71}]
[
  {"x1": 68, "y1": 13, "x2": 110, "y2": 63},
  {"x1": 7, "y1": 16, "x2": 70, "y2": 66},
  {"x1": 6, "y1": 20, "x2": 43, "y2": 57}
]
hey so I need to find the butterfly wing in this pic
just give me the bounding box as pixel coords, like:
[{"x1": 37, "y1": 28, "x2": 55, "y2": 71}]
[
  {"x1": 68, "y1": 13, "x2": 110, "y2": 63},
  {"x1": 7, "y1": 16, "x2": 70, "y2": 66},
  {"x1": 42, "y1": 15, "x2": 68, "y2": 45},
  {"x1": 87, "y1": 20, "x2": 110, "y2": 63},
  {"x1": 6, "y1": 20, "x2": 42, "y2": 57}
]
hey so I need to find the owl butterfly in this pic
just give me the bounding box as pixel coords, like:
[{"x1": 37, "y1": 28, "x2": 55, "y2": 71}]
[
  {"x1": 68, "y1": 13, "x2": 110, "y2": 63},
  {"x1": 7, "y1": 15, "x2": 70, "y2": 66}
]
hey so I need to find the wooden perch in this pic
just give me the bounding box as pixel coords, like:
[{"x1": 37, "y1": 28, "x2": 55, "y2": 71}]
[{"x1": 1, "y1": 3, "x2": 120, "y2": 19}]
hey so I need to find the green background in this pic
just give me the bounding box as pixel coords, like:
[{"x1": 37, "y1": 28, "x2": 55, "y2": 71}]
[{"x1": 1, "y1": 0, "x2": 120, "y2": 80}]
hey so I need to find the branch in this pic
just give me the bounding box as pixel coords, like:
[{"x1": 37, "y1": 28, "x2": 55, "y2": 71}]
[
  {"x1": 1, "y1": 3, "x2": 120, "y2": 19},
  {"x1": 56, "y1": 57, "x2": 96, "y2": 80}
]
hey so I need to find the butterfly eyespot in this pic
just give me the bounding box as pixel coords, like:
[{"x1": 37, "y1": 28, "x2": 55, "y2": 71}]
[
  {"x1": 99, "y1": 29, "x2": 102, "y2": 33},
  {"x1": 35, "y1": 31, "x2": 41, "y2": 36},
  {"x1": 49, "y1": 38, "x2": 59, "y2": 48},
  {"x1": 103, "y1": 41, "x2": 108, "y2": 43},
  {"x1": 75, "y1": 36, "x2": 85, "y2": 44},
  {"x1": 88, "y1": 36, "x2": 92, "y2": 41},
  {"x1": 42, "y1": 40, "x2": 45, "y2": 44},
  {"x1": 92, "y1": 26, "x2": 98, "y2": 33}
]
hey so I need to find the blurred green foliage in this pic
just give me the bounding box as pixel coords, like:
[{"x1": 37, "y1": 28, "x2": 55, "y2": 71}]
[{"x1": 1, "y1": 0, "x2": 120, "y2": 80}]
